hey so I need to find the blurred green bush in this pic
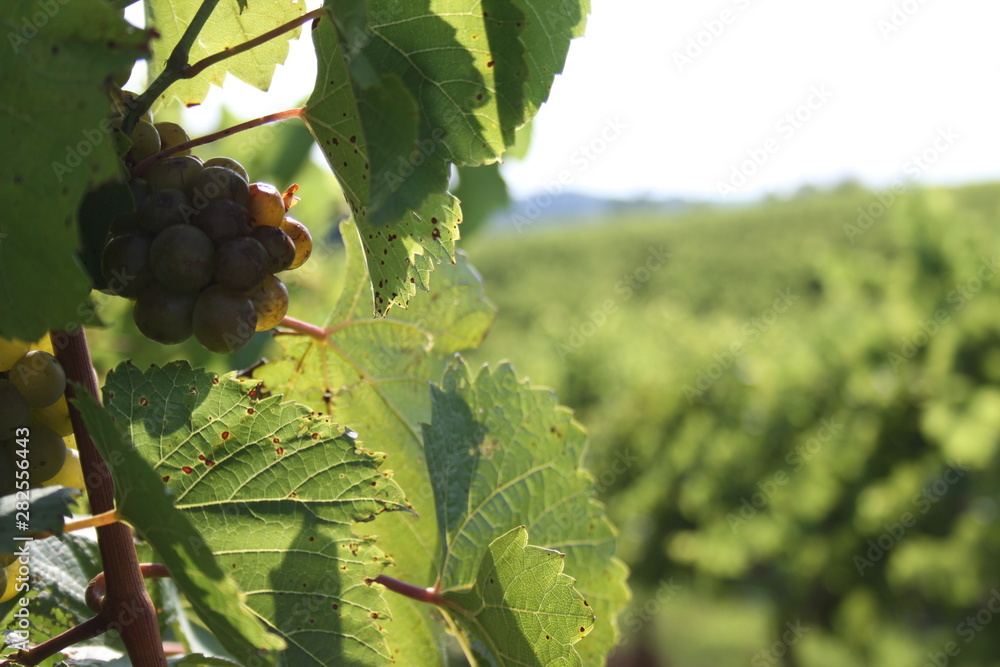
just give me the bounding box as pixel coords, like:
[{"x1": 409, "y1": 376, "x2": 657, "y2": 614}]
[{"x1": 466, "y1": 183, "x2": 1000, "y2": 666}]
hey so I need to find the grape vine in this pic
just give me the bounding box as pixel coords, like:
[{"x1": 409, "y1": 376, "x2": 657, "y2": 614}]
[{"x1": 0, "y1": 1, "x2": 628, "y2": 666}]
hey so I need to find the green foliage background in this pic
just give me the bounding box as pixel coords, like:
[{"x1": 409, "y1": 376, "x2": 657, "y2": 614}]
[{"x1": 461, "y1": 183, "x2": 1000, "y2": 666}]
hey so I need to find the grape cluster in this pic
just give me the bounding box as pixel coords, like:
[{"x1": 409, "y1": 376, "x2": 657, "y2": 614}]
[
  {"x1": 0, "y1": 335, "x2": 85, "y2": 601},
  {"x1": 103, "y1": 101, "x2": 313, "y2": 353}
]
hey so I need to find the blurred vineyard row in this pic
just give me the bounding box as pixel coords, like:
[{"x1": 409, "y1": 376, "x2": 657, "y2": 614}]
[{"x1": 465, "y1": 183, "x2": 1000, "y2": 666}]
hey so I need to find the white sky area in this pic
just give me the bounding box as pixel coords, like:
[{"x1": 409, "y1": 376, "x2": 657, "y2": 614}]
[{"x1": 128, "y1": 0, "x2": 1000, "y2": 203}]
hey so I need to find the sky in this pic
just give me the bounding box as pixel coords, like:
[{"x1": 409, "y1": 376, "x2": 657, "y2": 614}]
[{"x1": 129, "y1": 0, "x2": 1000, "y2": 204}]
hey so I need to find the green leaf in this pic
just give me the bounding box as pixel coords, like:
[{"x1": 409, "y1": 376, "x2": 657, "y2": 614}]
[
  {"x1": 305, "y1": 0, "x2": 585, "y2": 314},
  {"x1": 61, "y1": 655, "x2": 244, "y2": 667},
  {"x1": 422, "y1": 360, "x2": 630, "y2": 664},
  {"x1": 304, "y1": 18, "x2": 458, "y2": 314},
  {"x1": 454, "y1": 163, "x2": 510, "y2": 236},
  {"x1": 145, "y1": 0, "x2": 305, "y2": 109},
  {"x1": 0, "y1": 1, "x2": 148, "y2": 340},
  {"x1": 255, "y1": 216, "x2": 495, "y2": 663},
  {"x1": 511, "y1": 0, "x2": 590, "y2": 120},
  {"x1": 0, "y1": 533, "x2": 111, "y2": 650},
  {"x1": 74, "y1": 387, "x2": 286, "y2": 666},
  {"x1": 0, "y1": 487, "x2": 78, "y2": 553},
  {"x1": 445, "y1": 527, "x2": 595, "y2": 666},
  {"x1": 77, "y1": 181, "x2": 134, "y2": 290},
  {"x1": 101, "y1": 361, "x2": 412, "y2": 666}
]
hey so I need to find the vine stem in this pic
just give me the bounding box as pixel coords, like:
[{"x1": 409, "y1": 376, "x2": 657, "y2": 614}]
[
  {"x1": 123, "y1": 0, "x2": 223, "y2": 135},
  {"x1": 279, "y1": 315, "x2": 332, "y2": 340},
  {"x1": 62, "y1": 508, "x2": 124, "y2": 534},
  {"x1": 2, "y1": 615, "x2": 109, "y2": 667},
  {"x1": 369, "y1": 575, "x2": 452, "y2": 608},
  {"x1": 183, "y1": 8, "x2": 325, "y2": 80},
  {"x1": 28, "y1": 509, "x2": 124, "y2": 540},
  {"x1": 131, "y1": 108, "x2": 305, "y2": 178},
  {"x1": 86, "y1": 563, "x2": 172, "y2": 614},
  {"x1": 53, "y1": 328, "x2": 167, "y2": 667},
  {"x1": 123, "y1": 4, "x2": 321, "y2": 136}
]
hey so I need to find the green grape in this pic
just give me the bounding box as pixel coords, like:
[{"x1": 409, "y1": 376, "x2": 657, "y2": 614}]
[
  {"x1": 0, "y1": 380, "x2": 29, "y2": 438},
  {"x1": 248, "y1": 183, "x2": 285, "y2": 227},
  {"x1": 192, "y1": 285, "x2": 258, "y2": 354},
  {"x1": 133, "y1": 285, "x2": 196, "y2": 344},
  {"x1": 30, "y1": 397, "x2": 72, "y2": 437},
  {"x1": 0, "y1": 563, "x2": 17, "y2": 603},
  {"x1": 4, "y1": 425, "x2": 67, "y2": 485},
  {"x1": 146, "y1": 155, "x2": 203, "y2": 192},
  {"x1": 149, "y1": 225, "x2": 215, "y2": 293},
  {"x1": 193, "y1": 199, "x2": 251, "y2": 245},
  {"x1": 251, "y1": 226, "x2": 296, "y2": 273},
  {"x1": 0, "y1": 339, "x2": 30, "y2": 372},
  {"x1": 0, "y1": 450, "x2": 14, "y2": 496},
  {"x1": 214, "y1": 237, "x2": 268, "y2": 292},
  {"x1": 138, "y1": 188, "x2": 189, "y2": 233},
  {"x1": 279, "y1": 217, "x2": 313, "y2": 269},
  {"x1": 191, "y1": 167, "x2": 250, "y2": 207},
  {"x1": 41, "y1": 447, "x2": 85, "y2": 492},
  {"x1": 248, "y1": 274, "x2": 289, "y2": 331},
  {"x1": 203, "y1": 157, "x2": 249, "y2": 183},
  {"x1": 9, "y1": 351, "x2": 66, "y2": 408},
  {"x1": 101, "y1": 233, "x2": 154, "y2": 298},
  {"x1": 154, "y1": 121, "x2": 191, "y2": 156},
  {"x1": 125, "y1": 120, "x2": 160, "y2": 164}
]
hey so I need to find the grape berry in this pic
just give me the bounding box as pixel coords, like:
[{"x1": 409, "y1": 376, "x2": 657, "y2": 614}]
[
  {"x1": 103, "y1": 112, "x2": 313, "y2": 353},
  {"x1": 0, "y1": 336, "x2": 83, "y2": 603}
]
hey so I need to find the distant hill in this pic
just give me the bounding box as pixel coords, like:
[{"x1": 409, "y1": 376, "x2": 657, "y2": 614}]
[{"x1": 487, "y1": 192, "x2": 694, "y2": 233}]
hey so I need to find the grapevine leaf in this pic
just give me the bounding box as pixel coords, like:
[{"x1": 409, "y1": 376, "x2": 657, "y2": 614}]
[
  {"x1": 454, "y1": 163, "x2": 509, "y2": 236},
  {"x1": 101, "y1": 361, "x2": 412, "y2": 667},
  {"x1": 0, "y1": 534, "x2": 111, "y2": 650},
  {"x1": 510, "y1": 0, "x2": 590, "y2": 120},
  {"x1": 73, "y1": 388, "x2": 286, "y2": 666},
  {"x1": 61, "y1": 655, "x2": 244, "y2": 666},
  {"x1": 304, "y1": 18, "x2": 458, "y2": 314},
  {"x1": 145, "y1": 0, "x2": 305, "y2": 109},
  {"x1": 444, "y1": 527, "x2": 594, "y2": 667},
  {"x1": 255, "y1": 216, "x2": 495, "y2": 663},
  {"x1": 0, "y1": 487, "x2": 78, "y2": 553},
  {"x1": 77, "y1": 181, "x2": 134, "y2": 290},
  {"x1": 422, "y1": 360, "x2": 630, "y2": 664},
  {"x1": 0, "y1": 1, "x2": 149, "y2": 340},
  {"x1": 305, "y1": 1, "x2": 586, "y2": 314}
]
